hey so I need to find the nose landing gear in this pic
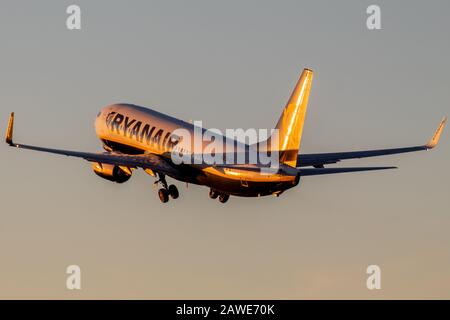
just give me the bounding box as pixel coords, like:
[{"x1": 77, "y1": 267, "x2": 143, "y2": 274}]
[{"x1": 155, "y1": 174, "x2": 179, "y2": 203}]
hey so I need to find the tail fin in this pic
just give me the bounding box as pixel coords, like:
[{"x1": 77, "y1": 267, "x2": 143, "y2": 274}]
[{"x1": 268, "y1": 68, "x2": 313, "y2": 167}]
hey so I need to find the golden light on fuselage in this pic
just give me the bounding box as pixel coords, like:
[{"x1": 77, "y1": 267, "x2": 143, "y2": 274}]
[{"x1": 223, "y1": 168, "x2": 242, "y2": 176}]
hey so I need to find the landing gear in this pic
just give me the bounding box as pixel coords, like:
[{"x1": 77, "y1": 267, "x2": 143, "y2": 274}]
[
  {"x1": 158, "y1": 188, "x2": 169, "y2": 203},
  {"x1": 168, "y1": 184, "x2": 179, "y2": 199},
  {"x1": 155, "y1": 174, "x2": 179, "y2": 203},
  {"x1": 209, "y1": 188, "x2": 230, "y2": 203},
  {"x1": 218, "y1": 194, "x2": 230, "y2": 203},
  {"x1": 209, "y1": 189, "x2": 219, "y2": 199}
]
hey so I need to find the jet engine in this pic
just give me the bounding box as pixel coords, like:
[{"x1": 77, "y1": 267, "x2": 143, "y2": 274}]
[{"x1": 91, "y1": 163, "x2": 132, "y2": 183}]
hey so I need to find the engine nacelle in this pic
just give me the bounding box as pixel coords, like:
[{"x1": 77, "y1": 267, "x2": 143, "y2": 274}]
[{"x1": 92, "y1": 163, "x2": 132, "y2": 183}]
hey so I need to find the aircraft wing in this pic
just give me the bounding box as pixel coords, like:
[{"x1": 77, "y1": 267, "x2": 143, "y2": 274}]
[
  {"x1": 299, "y1": 166, "x2": 397, "y2": 176},
  {"x1": 297, "y1": 117, "x2": 447, "y2": 168},
  {"x1": 4, "y1": 113, "x2": 180, "y2": 177}
]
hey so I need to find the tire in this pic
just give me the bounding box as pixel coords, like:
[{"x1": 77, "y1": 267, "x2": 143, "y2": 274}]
[
  {"x1": 158, "y1": 188, "x2": 169, "y2": 203},
  {"x1": 168, "y1": 185, "x2": 179, "y2": 199},
  {"x1": 218, "y1": 194, "x2": 230, "y2": 203},
  {"x1": 209, "y1": 189, "x2": 219, "y2": 199}
]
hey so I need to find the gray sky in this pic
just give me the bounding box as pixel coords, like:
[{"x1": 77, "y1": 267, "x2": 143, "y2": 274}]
[{"x1": 0, "y1": 0, "x2": 449, "y2": 299}]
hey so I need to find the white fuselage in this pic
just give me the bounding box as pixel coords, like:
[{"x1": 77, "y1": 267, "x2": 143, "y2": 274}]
[{"x1": 94, "y1": 103, "x2": 297, "y2": 197}]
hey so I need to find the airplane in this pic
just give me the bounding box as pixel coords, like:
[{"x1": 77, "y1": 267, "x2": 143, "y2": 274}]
[{"x1": 4, "y1": 68, "x2": 447, "y2": 203}]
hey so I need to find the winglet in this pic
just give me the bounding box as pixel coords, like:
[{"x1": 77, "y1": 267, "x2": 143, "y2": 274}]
[
  {"x1": 5, "y1": 112, "x2": 14, "y2": 146},
  {"x1": 426, "y1": 116, "x2": 447, "y2": 149}
]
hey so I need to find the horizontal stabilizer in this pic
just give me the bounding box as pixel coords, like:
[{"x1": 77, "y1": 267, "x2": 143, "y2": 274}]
[{"x1": 299, "y1": 166, "x2": 397, "y2": 176}]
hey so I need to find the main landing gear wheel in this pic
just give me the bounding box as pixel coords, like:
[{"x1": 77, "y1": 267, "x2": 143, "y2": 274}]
[
  {"x1": 158, "y1": 188, "x2": 169, "y2": 203},
  {"x1": 218, "y1": 194, "x2": 230, "y2": 203},
  {"x1": 209, "y1": 189, "x2": 219, "y2": 199},
  {"x1": 155, "y1": 174, "x2": 179, "y2": 203},
  {"x1": 168, "y1": 184, "x2": 179, "y2": 199}
]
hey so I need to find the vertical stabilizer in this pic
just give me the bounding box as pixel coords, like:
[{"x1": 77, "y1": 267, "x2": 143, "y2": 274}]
[{"x1": 269, "y1": 69, "x2": 313, "y2": 167}]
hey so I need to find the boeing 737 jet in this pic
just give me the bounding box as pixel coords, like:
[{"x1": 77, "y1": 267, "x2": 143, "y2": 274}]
[{"x1": 4, "y1": 69, "x2": 447, "y2": 203}]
